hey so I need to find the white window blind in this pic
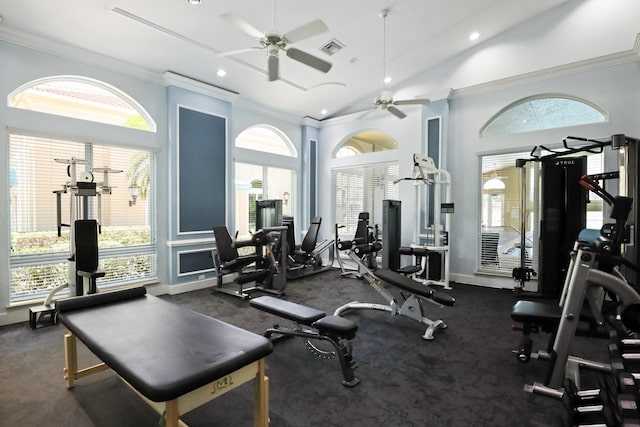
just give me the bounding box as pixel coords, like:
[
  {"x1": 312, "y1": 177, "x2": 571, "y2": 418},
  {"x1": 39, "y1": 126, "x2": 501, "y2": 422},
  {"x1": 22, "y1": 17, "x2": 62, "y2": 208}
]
[
  {"x1": 9, "y1": 132, "x2": 157, "y2": 301},
  {"x1": 334, "y1": 162, "x2": 399, "y2": 239},
  {"x1": 479, "y1": 151, "x2": 603, "y2": 276}
]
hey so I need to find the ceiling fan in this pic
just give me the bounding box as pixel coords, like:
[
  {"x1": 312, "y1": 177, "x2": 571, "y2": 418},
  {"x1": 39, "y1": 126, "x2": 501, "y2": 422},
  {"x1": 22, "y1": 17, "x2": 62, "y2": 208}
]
[
  {"x1": 360, "y1": 9, "x2": 430, "y2": 119},
  {"x1": 219, "y1": 1, "x2": 332, "y2": 81}
]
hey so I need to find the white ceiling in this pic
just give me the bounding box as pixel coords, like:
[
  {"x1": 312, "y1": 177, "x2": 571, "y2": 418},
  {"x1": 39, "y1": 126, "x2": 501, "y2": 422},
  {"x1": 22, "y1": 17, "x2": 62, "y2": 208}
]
[{"x1": 1, "y1": 0, "x2": 639, "y2": 121}]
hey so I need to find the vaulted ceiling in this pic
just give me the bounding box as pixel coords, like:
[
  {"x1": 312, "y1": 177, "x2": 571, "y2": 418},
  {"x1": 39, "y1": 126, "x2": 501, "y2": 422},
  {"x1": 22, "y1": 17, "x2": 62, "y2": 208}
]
[{"x1": 1, "y1": 0, "x2": 638, "y2": 120}]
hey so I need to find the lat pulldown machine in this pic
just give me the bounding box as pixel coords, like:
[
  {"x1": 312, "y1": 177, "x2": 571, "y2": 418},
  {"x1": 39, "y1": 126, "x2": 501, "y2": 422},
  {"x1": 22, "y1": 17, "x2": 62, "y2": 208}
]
[
  {"x1": 29, "y1": 157, "x2": 122, "y2": 328},
  {"x1": 390, "y1": 153, "x2": 453, "y2": 289}
]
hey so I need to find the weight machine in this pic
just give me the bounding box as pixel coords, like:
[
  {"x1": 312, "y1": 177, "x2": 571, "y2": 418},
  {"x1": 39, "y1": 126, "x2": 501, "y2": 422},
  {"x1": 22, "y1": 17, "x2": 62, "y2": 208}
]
[
  {"x1": 392, "y1": 153, "x2": 453, "y2": 289},
  {"x1": 510, "y1": 134, "x2": 640, "y2": 400},
  {"x1": 29, "y1": 157, "x2": 122, "y2": 328}
]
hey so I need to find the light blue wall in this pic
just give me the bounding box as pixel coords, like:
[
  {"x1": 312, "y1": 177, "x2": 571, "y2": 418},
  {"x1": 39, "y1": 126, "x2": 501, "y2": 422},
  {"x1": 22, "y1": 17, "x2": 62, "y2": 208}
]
[
  {"x1": 0, "y1": 41, "x2": 308, "y2": 324},
  {"x1": 0, "y1": 41, "x2": 168, "y2": 323},
  {"x1": 447, "y1": 60, "x2": 640, "y2": 287}
]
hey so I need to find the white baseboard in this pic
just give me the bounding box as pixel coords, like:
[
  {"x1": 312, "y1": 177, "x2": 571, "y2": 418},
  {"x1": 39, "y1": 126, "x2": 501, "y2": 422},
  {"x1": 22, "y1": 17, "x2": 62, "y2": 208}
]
[
  {"x1": 450, "y1": 273, "x2": 538, "y2": 293},
  {"x1": 148, "y1": 277, "x2": 218, "y2": 296}
]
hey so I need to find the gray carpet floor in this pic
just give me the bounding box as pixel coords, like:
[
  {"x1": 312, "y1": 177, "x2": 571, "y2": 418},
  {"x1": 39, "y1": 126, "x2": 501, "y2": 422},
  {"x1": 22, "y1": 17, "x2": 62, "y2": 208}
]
[{"x1": 0, "y1": 268, "x2": 608, "y2": 426}]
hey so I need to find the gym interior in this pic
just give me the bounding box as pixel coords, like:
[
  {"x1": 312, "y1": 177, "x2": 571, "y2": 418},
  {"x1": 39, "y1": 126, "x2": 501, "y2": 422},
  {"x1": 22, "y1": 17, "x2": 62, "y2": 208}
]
[{"x1": 2, "y1": 1, "x2": 640, "y2": 426}]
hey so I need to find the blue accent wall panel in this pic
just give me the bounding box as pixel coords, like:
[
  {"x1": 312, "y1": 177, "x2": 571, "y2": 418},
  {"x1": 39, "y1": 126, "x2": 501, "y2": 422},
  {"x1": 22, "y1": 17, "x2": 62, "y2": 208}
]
[
  {"x1": 310, "y1": 139, "x2": 317, "y2": 216},
  {"x1": 178, "y1": 107, "x2": 225, "y2": 232},
  {"x1": 179, "y1": 250, "x2": 215, "y2": 275}
]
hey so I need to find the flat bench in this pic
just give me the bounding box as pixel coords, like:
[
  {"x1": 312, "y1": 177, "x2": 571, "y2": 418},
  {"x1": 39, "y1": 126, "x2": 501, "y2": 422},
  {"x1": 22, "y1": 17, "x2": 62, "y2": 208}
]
[
  {"x1": 375, "y1": 269, "x2": 456, "y2": 306},
  {"x1": 56, "y1": 287, "x2": 273, "y2": 427},
  {"x1": 250, "y1": 296, "x2": 360, "y2": 387}
]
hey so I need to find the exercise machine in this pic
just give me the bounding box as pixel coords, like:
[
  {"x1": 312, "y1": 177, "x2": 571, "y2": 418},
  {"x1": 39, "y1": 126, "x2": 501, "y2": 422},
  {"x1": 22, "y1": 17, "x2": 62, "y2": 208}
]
[
  {"x1": 250, "y1": 295, "x2": 360, "y2": 387},
  {"x1": 282, "y1": 216, "x2": 335, "y2": 280},
  {"x1": 514, "y1": 175, "x2": 640, "y2": 399},
  {"x1": 335, "y1": 212, "x2": 381, "y2": 277},
  {"x1": 394, "y1": 153, "x2": 453, "y2": 289},
  {"x1": 334, "y1": 216, "x2": 455, "y2": 340},
  {"x1": 29, "y1": 158, "x2": 120, "y2": 328}
]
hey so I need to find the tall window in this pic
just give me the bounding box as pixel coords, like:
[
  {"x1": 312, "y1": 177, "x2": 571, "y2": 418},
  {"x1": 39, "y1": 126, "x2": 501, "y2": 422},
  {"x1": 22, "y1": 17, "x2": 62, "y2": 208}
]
[
  {"x1": 9, "y1": 134, "x2": 157, "y2": 300},
  {"x1": 479, "y1": 151, "x2": 603, "y2": 275},
  {"x1": 334, "y1": 163, "x2": 399, "y2": 238},
  {"x1": 332, "y1": 130, "x2": 399, "y2": 239},
  {"x1": 234, "y1": 126, "x2": 296, "y2": 237},
  {"x1": 7, "y1": 76, "x2": 157, "y2": 301},
  {"x1": 478, "y1": 94, "x2": 608, "y2": 276}
]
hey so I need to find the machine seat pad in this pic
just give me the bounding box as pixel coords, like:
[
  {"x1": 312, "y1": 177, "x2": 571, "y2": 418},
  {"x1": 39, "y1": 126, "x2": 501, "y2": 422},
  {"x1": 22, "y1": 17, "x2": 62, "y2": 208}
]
[
  {"x1": 236, "y1": 269, "x2": 269, "y2": 285},
  {"x1": 313, "y1": 315, "x2": 358, "y2": 339},
  {"x1": 375, "y1": 269, "x2": 456, "y2": 306},
  {"x1": 250, "y1": 296, "x2": 326, "y2": 325},
  {"x1": 397, "y1": 265, "x2": 421, "y2": 275},
  {"x1": 398, "y1": 246, "x2": 429, "y2": 256},
  {"x1": 77, "y1": 269, "x2": 106, "y2": 279},
  {"x1": 399, "y1": 246, "x2": 414, "y2": 255},
  {"x1": 511, "y1": 300, "x2": 562, "y2": 324},
  {"x1": 57, "y1": 287, "x2": 273, "y2": 403}
]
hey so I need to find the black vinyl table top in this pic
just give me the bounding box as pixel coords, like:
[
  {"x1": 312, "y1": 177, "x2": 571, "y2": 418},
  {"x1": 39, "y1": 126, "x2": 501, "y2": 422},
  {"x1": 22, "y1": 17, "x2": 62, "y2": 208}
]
[{"x1": 57, "y1": 288, "x2": 273, "y2": 402}]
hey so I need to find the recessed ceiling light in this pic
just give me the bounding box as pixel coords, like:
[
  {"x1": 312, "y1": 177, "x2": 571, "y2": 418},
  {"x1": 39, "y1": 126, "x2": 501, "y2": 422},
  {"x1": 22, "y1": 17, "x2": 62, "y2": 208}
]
[
  {"x1": 187, "y1": 0, "x2": 201, "y2": 4},
  {"x1": 384, "y1": 76, "x2": 392, "y2": 84},
  {"x1": 216, "y1": 69, "x2": 226, "y2": 77},
  {"x1": 469, "y1": 32, "x2": 480, "y2": 41},
  {"x1": 321, "y1": 109, "x2": 328, "y2": 115}
]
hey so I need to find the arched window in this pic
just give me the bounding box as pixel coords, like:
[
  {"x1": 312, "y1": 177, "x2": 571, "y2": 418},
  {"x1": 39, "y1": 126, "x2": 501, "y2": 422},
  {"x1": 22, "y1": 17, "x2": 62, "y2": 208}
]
[
  {"x1": 333, "y1": 129, "x2": 398, "y2": 158},
  {"x1": 234, "y1": 125, "x2": 296, "y2": 237},
  {"x1": 8, "y1": 76, "x2": 156, "y2": 132},
  {"x1": 235, "y1": 125, "x2": 296, "y2": 156},
  {"x1": 480, "y1": 94, "x2": 607, "y2": 137}
]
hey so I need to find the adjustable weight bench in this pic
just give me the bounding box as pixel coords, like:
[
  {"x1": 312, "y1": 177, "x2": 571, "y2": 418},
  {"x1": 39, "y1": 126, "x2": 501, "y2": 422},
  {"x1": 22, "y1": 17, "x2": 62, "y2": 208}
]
[
  {"x1": 250, "y1": 296, "x2": 360, "y2": 387},
  {"x1": 56, "y1": 287, "x2": 273, "y2": 427},
  {"x1": 335, "y1": 268, "x2": 456, "y2": 340}
]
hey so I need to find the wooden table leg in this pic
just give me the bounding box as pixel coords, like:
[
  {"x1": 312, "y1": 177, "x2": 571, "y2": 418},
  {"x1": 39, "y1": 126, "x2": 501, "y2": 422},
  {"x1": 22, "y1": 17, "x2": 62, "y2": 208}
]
[
  {"x1": 254, "y1": 359, "x2": 269, "y2": 427},
  {"x1": 64, "y1": 332, "x2": 77, "y2": 388}
]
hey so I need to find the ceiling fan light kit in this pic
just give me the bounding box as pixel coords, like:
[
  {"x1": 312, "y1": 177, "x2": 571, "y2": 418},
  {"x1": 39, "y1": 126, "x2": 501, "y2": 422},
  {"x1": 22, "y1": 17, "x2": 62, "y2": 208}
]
[
  {"x1": 359, "y1": 8, "x2": 430, "y2": 119},
  {"x1": 219, "y1": 2, "x2": 332, "y2": 82}
]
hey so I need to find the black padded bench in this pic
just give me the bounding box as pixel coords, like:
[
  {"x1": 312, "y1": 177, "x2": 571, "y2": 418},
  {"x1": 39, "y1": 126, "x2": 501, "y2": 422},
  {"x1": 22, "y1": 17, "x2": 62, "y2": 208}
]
[
  {"x1": 511, "y1": 298, "x2": 609, "y2": 362},
  {"x1": 250, "y1": 296, "x2": 360, "y2": 387},
  {"x1": 397, "y1": 246, "x2": 430, "y2": 275},
  {"x1": 375, "y1": 269, "x2": 456, "y2": 306},
  {"x1": 56, "y1": 287, "x2": 273, "y2": 427}
]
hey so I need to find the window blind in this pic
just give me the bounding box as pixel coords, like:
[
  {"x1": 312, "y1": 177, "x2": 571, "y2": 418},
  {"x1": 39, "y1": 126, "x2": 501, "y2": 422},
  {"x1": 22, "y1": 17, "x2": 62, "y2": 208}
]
[
  {"x1": 9, "y1": 132, "x2": 157, "y2": 301},
  {"x1": 334, "y1": 162, "x2": 399, "y2": 240}
]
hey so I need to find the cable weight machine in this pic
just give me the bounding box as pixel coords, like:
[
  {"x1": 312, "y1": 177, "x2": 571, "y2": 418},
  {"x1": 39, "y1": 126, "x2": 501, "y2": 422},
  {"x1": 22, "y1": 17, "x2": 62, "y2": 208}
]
[
  {"x1": 29, "y1": 157, "x2": 122, "y2": 328},
  {"x1": 512, "y1": 135, "x2": 638, "y2": 295},
  {"x1": 391, "y1": 153, "x2": 453, "y2": 289}
]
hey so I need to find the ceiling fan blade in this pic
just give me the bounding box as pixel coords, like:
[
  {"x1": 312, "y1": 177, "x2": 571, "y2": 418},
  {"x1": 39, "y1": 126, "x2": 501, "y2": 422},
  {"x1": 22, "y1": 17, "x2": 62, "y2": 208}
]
[
  {"x1": 218, "y1": 47, "x2": 263, "y2": 57},
  {"x1": 393, "y1": 98, "x2": 431, "y2": 106},
  {"x1": 220, "y1": 13, "x2": 265, "y2": 39},
  {"x1": 268, "y1": 55, "x2": 279, "y2": 81},
  {"x1": 387, "y1": 106, "x2": 407, "y2": 119},
  {"x1": 283, "y1": 19, "x2": 329, "y2": 43},
  {"x1": 286, "y1": 48, "x2": 332, "y2": 73}
]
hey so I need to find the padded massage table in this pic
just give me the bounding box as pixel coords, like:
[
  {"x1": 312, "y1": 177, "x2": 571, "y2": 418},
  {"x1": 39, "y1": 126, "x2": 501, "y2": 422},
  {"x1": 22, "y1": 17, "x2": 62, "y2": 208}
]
[{"x1": 56, "y1": 287, "x2": 273, "y2": 427}]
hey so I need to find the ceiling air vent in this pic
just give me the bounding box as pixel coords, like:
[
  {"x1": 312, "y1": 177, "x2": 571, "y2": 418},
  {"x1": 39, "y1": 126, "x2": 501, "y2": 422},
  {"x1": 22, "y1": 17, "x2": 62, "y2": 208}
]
[{"x1": 320, "y1": 38, "x2": 345, "y2": 56}]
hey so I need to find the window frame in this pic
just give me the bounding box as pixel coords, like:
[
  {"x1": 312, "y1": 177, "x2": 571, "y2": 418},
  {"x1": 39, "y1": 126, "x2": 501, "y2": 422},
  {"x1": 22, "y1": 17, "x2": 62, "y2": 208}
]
[
  {"x1": 8, "y1": 131, "x2": 158, "y2": 302},
  {"x1": 7, "y1": 75, "x2": 157, "y2": 132},
  {"x1": 480, "y1": 94, "x2": 608, "y2": 137},
  {"x1": 233, "y1": 125, "x2": 298, "y2": 239}
]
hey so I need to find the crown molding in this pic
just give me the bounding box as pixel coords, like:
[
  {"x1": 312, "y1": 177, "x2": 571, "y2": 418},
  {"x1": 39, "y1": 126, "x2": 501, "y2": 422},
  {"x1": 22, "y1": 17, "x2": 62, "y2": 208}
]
[
  {"x1": 451, "y1": 35, "x2": 640, "y2": 99},
  {"x1": 302, "y1": 117, "x2": 321, "y2": 128},
  {"x1": 162, "y1": 71, "x2": 239, "y2": 102},
  {"x1": 0, "y1": 27, "x2": 162, "y2": 84}
]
